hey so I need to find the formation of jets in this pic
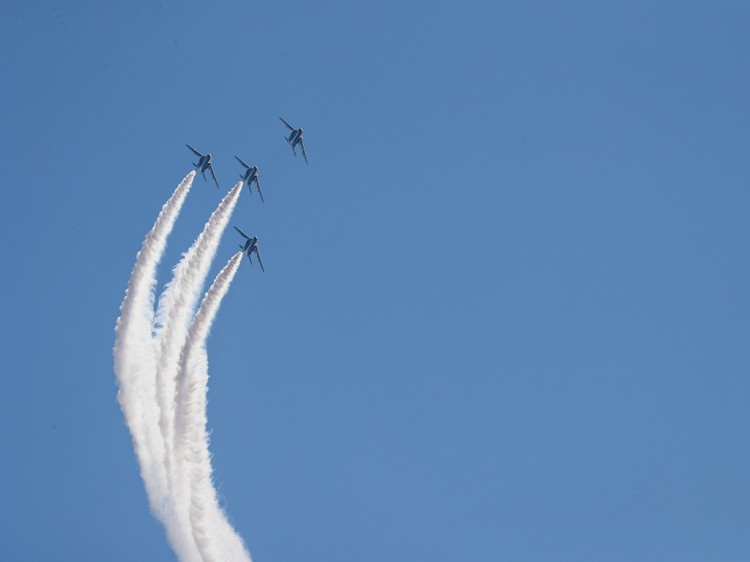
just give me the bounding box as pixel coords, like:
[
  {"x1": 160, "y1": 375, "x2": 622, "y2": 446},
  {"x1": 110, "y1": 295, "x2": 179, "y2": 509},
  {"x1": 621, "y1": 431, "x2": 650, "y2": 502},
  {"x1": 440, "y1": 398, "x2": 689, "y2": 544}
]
[{"x1": 187, "y1": 117, "x2": 308, "y2": 274}]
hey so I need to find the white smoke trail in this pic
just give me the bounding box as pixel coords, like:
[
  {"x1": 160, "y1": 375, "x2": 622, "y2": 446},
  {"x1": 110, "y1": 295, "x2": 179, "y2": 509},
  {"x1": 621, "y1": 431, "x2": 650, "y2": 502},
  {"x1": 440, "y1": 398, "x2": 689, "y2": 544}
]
[
  {"x1": 116, "y1": 174, "x2": 253, "y2": 561},
  {"x1": 174, "y1": 251, "x2": 251, "y2": 562},
  {"x1": 152, "y1": 182, "x2": 244, "y2": 553},
  {"x1": 113, "y1": 171, "x2": 198, "y2": 560}
]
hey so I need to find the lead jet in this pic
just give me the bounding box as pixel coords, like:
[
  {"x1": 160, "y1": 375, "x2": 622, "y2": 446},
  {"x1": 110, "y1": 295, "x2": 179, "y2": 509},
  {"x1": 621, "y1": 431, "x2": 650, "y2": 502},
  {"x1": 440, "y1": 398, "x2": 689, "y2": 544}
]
[
  {"x1": 186, "y1": 144, "x2": 220, "y2": 190},
  {"x1": 234, "y1": 226, "x2": 265, "y2": 272},
  {"x1": 279, "y1": 117, "x2": 308, "y2": 164},
  {"x1": 234, "y1": 156, "x2": 264, "y2": 202}
]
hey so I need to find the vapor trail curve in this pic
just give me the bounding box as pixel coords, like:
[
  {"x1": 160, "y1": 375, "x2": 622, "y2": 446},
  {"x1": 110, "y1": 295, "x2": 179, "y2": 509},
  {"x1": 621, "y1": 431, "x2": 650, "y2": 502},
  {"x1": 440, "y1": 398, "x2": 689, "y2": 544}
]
[
  {"x1": 152, "y1": 182, "x2": 243, "y2": 551},
  {"x1": 174, "y1": 251, "x2": 251, "y2": 562},
  {"x1": 113, "y1": 171, "x2": 195, "y2": 549}
]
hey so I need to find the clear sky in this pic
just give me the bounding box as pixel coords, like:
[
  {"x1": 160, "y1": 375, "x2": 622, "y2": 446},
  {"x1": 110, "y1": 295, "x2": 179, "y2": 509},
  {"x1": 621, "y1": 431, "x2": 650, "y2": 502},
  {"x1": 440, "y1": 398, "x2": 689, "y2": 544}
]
[{"x1": 1, "y1": 1, "x2": 749, "y2": 560}]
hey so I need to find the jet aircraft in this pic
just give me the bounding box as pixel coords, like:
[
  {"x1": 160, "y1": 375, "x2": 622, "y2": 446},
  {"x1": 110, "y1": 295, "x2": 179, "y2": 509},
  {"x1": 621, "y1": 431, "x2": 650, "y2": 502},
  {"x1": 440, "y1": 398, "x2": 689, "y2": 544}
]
[
  {"x1": 186, "y1": 144, "x2": 220, "y2": 190},
  {"x1": 234, "y1": 156, "x2": 264, "y2": 202},
  {"x1": 234, "y1": 226, "x2": 265, "y2": 272},
  {"x1": 279, "y1": 117, "x2": 308, "y2": 164}
]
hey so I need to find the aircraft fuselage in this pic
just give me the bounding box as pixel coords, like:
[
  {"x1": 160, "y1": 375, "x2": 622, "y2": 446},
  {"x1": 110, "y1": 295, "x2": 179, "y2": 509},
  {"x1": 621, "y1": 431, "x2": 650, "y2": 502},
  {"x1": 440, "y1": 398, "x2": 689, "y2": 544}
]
[
  {"x1": 242, "y1": 238, "x2": 258, "y2": 255},
  {"x1": 198, "y1": 154, "x2": 212, "y2": 170},
  {"x1": 288, "y1": 129, "x2": 303, "y2": 146},
  {"x1": 243, "y1": 166, "x2": 259, "y2": 184}
]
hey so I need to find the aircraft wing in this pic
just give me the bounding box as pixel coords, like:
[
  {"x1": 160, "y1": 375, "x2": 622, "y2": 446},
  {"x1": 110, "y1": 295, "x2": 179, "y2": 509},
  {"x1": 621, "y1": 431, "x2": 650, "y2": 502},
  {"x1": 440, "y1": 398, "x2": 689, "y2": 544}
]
[
  {"x1": 208, "y1": 164, "x2": 220, "y2": 190},
  {"x1": 256, "y1": 177, "x2": 265, "y2": 203},
  {"x1": 279, "y1": 116, "x2": 295, "y2": 131},
  {"x1": 255, "y1": 247, "x2": 265, "y2": 272},
  {"x1": 234, "y1": 226, "x2": 250, "y2": 240},
  {"x1": 234, "y1": 155, "x2": 250, "y2": 169},
  {"x1": 300, "y1": 139, "x2": 309, "y2": 164},
  {"x1": 186, "y1": 144, "x2": 204, "y2": 157}
]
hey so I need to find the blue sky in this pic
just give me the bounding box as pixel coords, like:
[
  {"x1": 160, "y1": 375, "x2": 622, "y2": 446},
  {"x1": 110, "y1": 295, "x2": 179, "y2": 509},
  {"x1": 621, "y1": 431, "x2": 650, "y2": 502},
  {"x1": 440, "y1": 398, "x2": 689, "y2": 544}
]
[{"x1": 2, "y1": 1, "x2": 749, "y2": 560}]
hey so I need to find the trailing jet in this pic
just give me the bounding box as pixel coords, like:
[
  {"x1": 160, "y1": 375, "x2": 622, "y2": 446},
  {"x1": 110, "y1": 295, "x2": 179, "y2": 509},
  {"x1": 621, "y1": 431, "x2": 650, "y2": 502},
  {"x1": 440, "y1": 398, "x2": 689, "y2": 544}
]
[
  {"x1": 234, "y1": 226, "x2": 265, "y2": 272},
  {"x1": 279, "y1": 117, "x2": 308, "y2": 164},
  {"x1": 234, "y1": 155, "x2": 264, "y2": 202},
  {"x1": 186, "y1": 144, "x2": 220, "y2": 190}
]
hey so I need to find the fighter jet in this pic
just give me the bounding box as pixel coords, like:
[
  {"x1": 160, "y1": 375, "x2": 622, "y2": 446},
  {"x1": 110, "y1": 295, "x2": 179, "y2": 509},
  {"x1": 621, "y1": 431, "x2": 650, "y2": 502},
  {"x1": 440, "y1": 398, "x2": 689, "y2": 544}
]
[
  {"x1": 234, "y1": 226, "x2": 265, "y2": 272},
  {"x1": 279, "y1": 117, "x2": 308, "y2": 164},
  {"x1": 186, "y1": 144, "x2": 220, "y2": 190},
  {"x1": 234, "y1": 155, "x2": 264, "y2": 202}
]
